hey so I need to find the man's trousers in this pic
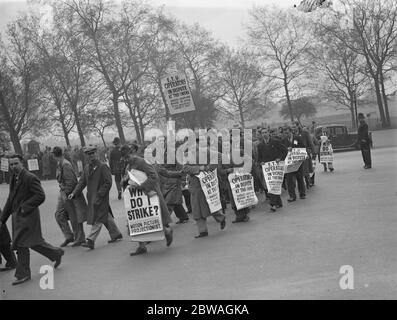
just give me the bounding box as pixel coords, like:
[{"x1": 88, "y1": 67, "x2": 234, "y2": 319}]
[
  {"x1": 86, "y1": 213, "x2": 121, "y2": 243},
  {"x1": 15, "y1": 243, "x2": 62, "y2": 279},
  {"x1": 55, "y1": 192, "x2": 85, "y2": 243}
]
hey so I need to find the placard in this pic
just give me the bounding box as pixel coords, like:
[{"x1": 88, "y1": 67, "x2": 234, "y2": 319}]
[
  {"x1": 27, "y1": 159, "x2": 39, "y2": 171},
  {"x1": 262, "y1": 161, "x2": 285, "y2": 195},
  {"x1": 124, "y1": 188, "x2": 163, "y2": 237},
  {"x1": 284, "y1": 148, "x2": 308, "y2": 173},
  {"x1": 320, "y1": 142, "x2": 334, "y2": 163},
  {"x1": 161, "y1": 73, "x2": 196, "y2": 115},
  {"x1": 196, "y1": 169, "x2": 222, "y2": 213},
  {"x1": 1, "y1": 158, "x2": 8, "y2": 172},
  {"x1": 228, "y1": 171, "x2": 258, "y2": 210}
]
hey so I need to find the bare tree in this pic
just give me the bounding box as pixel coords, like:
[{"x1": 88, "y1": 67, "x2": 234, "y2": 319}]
[
  {"x1": 320, "y1": 0, "x2": 397, "y2": 127},
  {"x1": 214, "y1": 48, "x2": 265, "y2": 128},
  {"x1": 247, "y1": 6, "x2": 313, "y2": 122},
  {"x1": 172, "y1": 22, "x2": 226, "y2": 128},
  {"x1": 61, "y1": 0, "x2": 161, "y2": 143},
  {"x1": 309, "y1": 27, "x2": 370, "y2": 129},
  {"x1": 0, "y1": 16, "x2": 46, "y2": 154}
]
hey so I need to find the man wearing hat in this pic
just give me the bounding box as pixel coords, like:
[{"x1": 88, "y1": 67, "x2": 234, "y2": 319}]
[
  {"x1": 52, "y1": 146, "x2": 87, "y2": 247},
  {"x1": 109, "y1": 137, "x2": 123, "y2": 200},
  {"x1": 68, "y1": 146, "x2": 122, "y2": 250},
  {"x1": 357, "y1": 113, "x2": 372, "y2": 169}
]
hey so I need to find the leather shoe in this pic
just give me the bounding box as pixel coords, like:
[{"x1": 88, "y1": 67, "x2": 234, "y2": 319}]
[
  {"x1": 287, "y1": 198, "x2": 296, "y2": 203},
  {"x1": 81, "y1": 239, "x2": 95, "y2": 250},
  {"x1": 71, "y1": 241, "x2": 85, "y2": 247},
  {"x1": 60, "y1": 238, "x2": 74, "y2": 247},
  {"x1": 130, "y1": 247, "x2": 147, "y2": 256},
  {"x1": 300, "y1": 195, "x2": 306, "y2": 199},
  {"x1": 176, "y1": 218, "x2": 189, "y2": 224},
  {"x1": 0, "y1": 265, "x2": 16, "y2": 272},
  {"x1": 165, "y1": 228, "x2": 173, "y2": 247},
  {"x1": 12, "y1": 276, "x2": 31, "y2": 286},
  {"x1": 232, "y1": 216, "x2": 250, "y2": 223},
  {"x1": 54, "y1": 249, "x2": 64, "y2": 269},
  {"x1": 220, "y1": 218, "x2": 226, "y2": 230},
  {"x1": 195, "y1": 232, "x2": 208, "y2": 238},
  {"x1": 108, "y1": 234, "x2": 123, "y2": 243}
]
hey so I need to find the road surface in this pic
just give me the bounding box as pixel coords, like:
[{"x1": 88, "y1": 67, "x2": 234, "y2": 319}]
[{"x1": 1, "y1": 129, "x2": 396, "y2": 299}]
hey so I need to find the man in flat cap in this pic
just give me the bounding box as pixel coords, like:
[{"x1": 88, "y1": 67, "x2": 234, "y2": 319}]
[
  {"x1": 68, "y1": 146, "x2": 122, "y2": 249},
  {"x1": 52, "y1": 146, "x2": 87, "y2": 247}
]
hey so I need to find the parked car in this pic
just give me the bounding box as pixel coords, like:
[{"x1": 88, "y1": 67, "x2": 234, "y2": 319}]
[{"x1": 315, "y1": 124, "x2": 373, "y2": 151}]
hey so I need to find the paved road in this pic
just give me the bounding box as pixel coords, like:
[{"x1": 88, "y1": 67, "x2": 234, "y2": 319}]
[{"x1": 0, "y1": 130, "x2": 396, "y2": 299}]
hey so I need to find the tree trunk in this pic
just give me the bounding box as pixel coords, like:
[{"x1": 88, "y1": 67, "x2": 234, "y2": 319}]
[
  {"x1": 73, "y1": 108, "x2": 86, "y2": 147},
  {"x1": 100, "y1": 133, "x2": 107, "y2": 148},
  {"x1": 373, "y1": 76, "x2": 387, "y2": 128},
  {"x1": 283, "y1": 72, "x2": 294, "y2": 123},
  {"x1": 350, "y1": 102, "x2": 356, "y2": 131},
  {"x1": 379, "y1": 69, "x2": 391, "y2": 127},
  {"x1": 56, "y1": 104, "x2": 71, "y2": 147},
  {"x1": 0, "y1": 92, "x2": 23, "y2": 154},
  {"x1": 61, "y1": 123, "x2": 71, "y2": 147},
  {"x1": 238, "y1": 103, "x2": 245, "y2": 129},
  {"x1": 112, "y1": 93, "x2": 126, "y2": 144},
  {"x1": 157, "y1": 79, "x2": 170, "y2": 121},
  {"x1": 126, "y1": 103, "x2": 142, "y2": 144},
  {"x1": 138, "y1": 115, "x2": 145, "y2": 143}
]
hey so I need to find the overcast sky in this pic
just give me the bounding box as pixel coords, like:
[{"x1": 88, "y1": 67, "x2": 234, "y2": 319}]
[{"x1": 0, "y1": 0, "x2": 298, "y2": 7}]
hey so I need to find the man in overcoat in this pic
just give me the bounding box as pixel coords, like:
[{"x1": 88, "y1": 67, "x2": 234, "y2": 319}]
[
  {"x1": 68, "y1": 146, "x2": 122, "y2": 250},
  {"x1": 182, "y1": 141, "x2": 227, "y2": 238},
  {"x1": 357, "y1": 113, "x2": 372, "y2": 169},
  {"x1": 0, "y1": 154, "x2": 64, "y2": 285},
  {"x1": 52, "y1": 147, "x2": 87, "y2": 247}
]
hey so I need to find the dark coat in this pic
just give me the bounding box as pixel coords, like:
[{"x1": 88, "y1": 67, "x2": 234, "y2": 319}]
[
  {"x1": 56, "y1": 158, "x2": 87, "y2": 224},
  {"x1": 182, "y1": 151, "x2": 225, "y2": 220},
  {"x1": 72, "y1": 160, "x2": 113, "y2": 225},
  {"x1": 298, "y1": 130, "x2": 315, "y2": 153},
  {"x1": 124, "y1": 155, "x2": 172, "y2": 226},
  {"x1": 357, "y1": 122, "x2": 370, "y2": 147},
  {"x1": 109, "y1": 146, "x2": 123, "y2": 175},
  {"x1": 0, "y1": 209, "x2": 12, "y2": 246},
  {"x1": 257, "y1": 138, "x2": 288, "y2": 164},
  {"x1": 0, "y1": 169, "x2": 45, "y2": 249},
  {"x1": 156, "y1": 164, "x2": 183, "y2": 206},
  {"x1": 284, "y1": 134, "x2": 306, "y2": 149}
]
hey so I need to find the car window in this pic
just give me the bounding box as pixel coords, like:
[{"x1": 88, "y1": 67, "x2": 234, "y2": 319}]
[{"x1": 334, "y1": 127, "x2": 345, "y2": 135}]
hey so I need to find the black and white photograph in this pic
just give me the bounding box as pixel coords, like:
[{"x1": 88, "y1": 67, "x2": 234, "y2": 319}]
[{"x1": 0, "y1": 0, "x2": 396, "y2": 304}]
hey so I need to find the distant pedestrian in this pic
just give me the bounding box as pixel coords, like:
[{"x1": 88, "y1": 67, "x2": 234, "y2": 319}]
[
  {"x1": 109, "y1": 137, "x2": 123, "y2": 200},
  {"x1": 357, "y1": 113, "x2": 372, "y2": 169}
]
